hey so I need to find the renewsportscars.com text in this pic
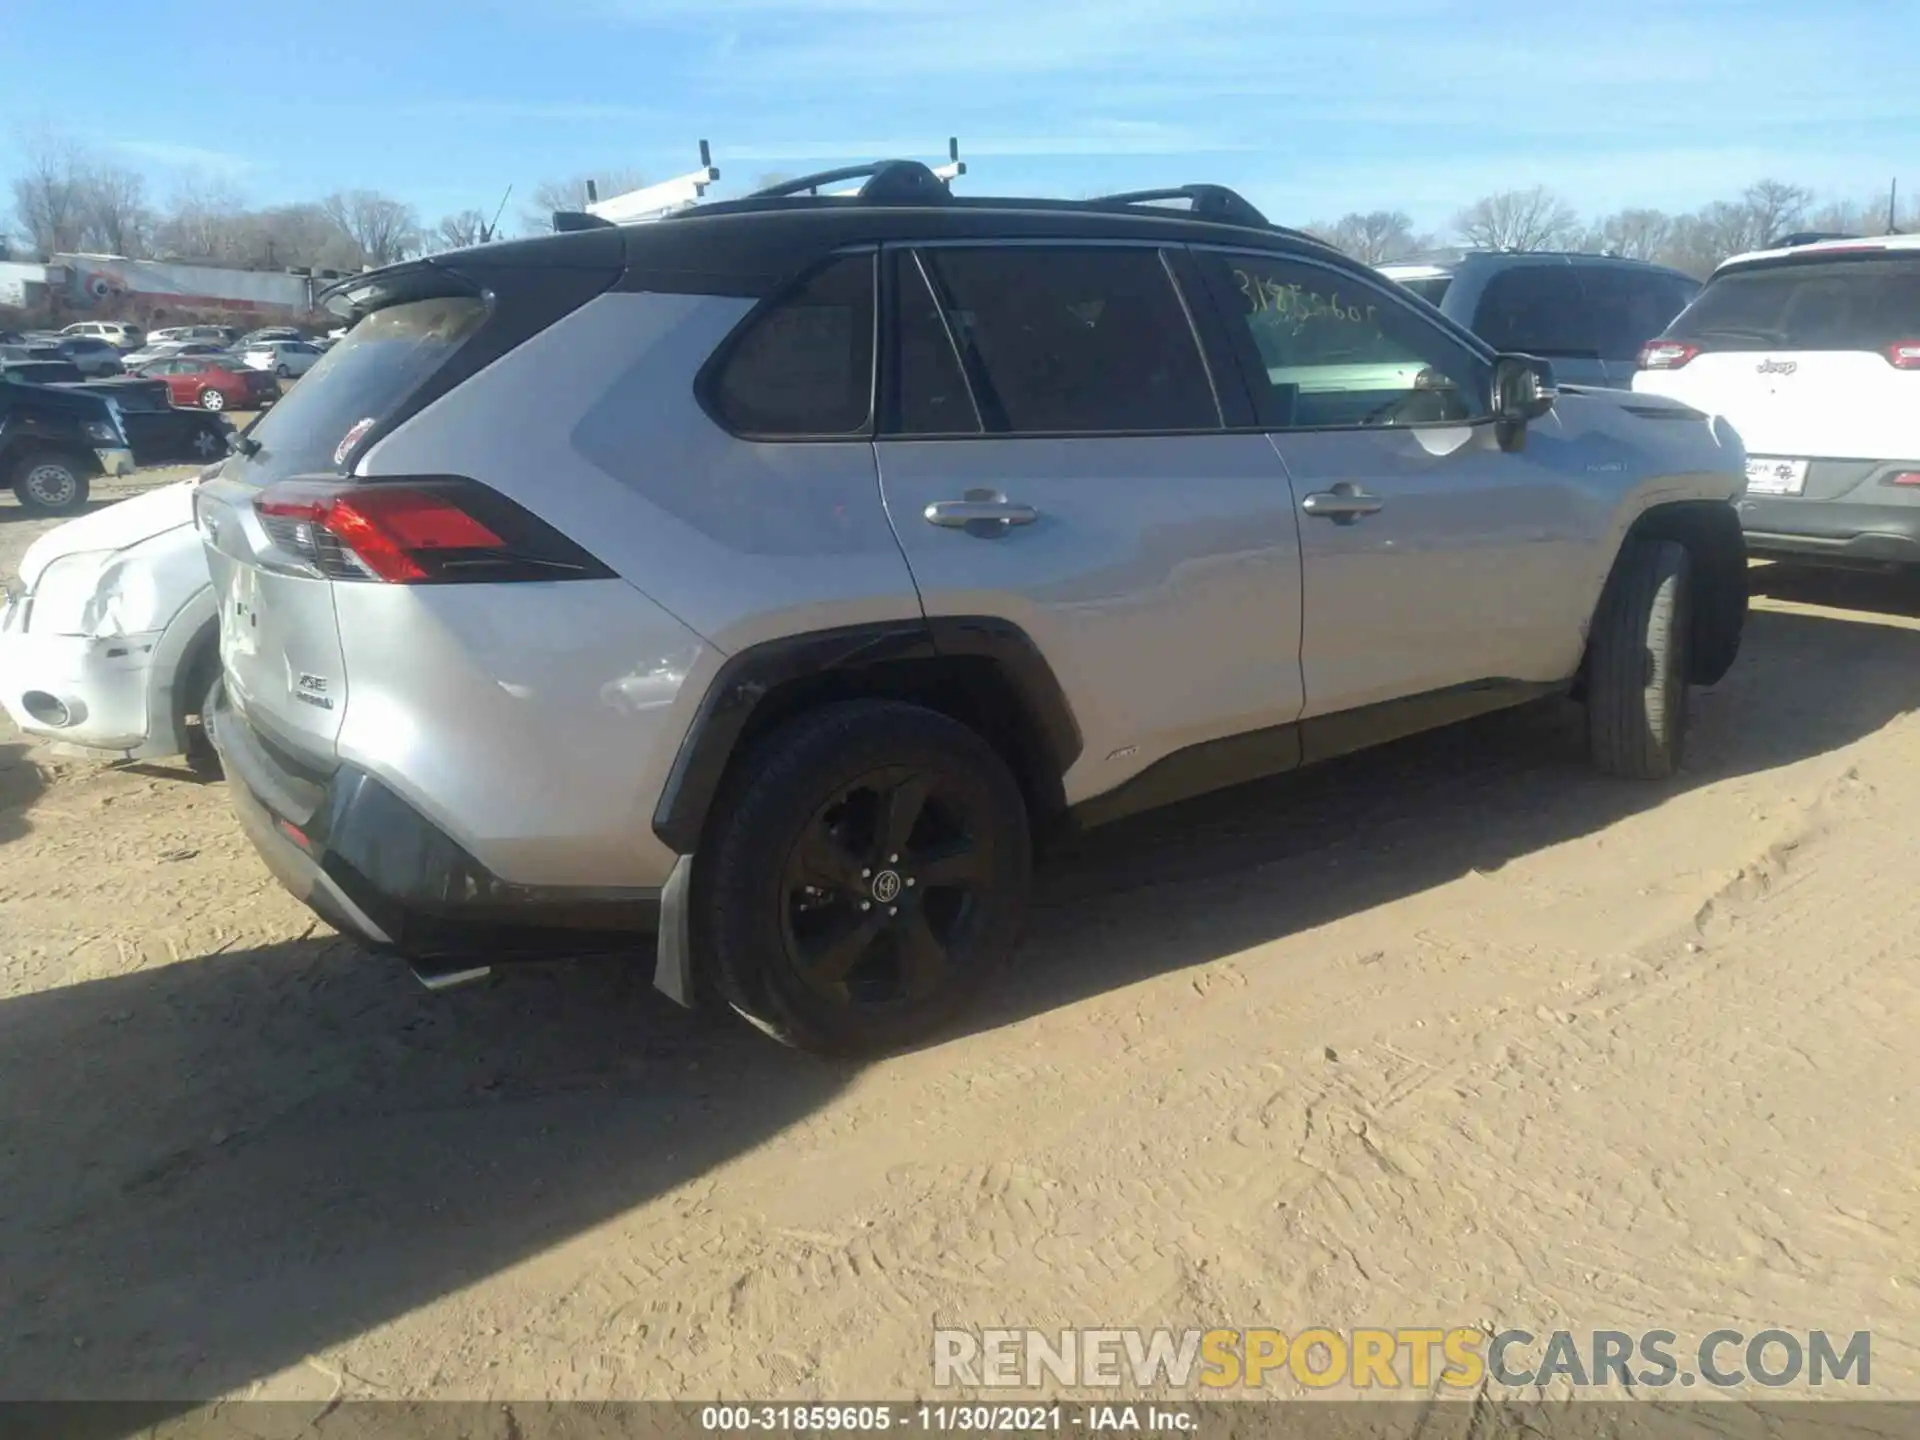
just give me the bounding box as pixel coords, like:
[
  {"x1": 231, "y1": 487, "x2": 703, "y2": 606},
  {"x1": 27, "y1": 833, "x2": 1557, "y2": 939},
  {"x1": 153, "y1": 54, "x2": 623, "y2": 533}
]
[{"x1": 932, "y1": 1327, "x2": 1872, "y2": 1390}]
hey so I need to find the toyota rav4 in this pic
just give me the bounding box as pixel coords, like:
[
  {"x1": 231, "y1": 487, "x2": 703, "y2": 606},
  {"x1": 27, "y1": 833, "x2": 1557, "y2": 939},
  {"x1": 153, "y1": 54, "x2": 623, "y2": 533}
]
[{"x1": 195, "y1": 166, "x2": 1749, "y2": 1054}]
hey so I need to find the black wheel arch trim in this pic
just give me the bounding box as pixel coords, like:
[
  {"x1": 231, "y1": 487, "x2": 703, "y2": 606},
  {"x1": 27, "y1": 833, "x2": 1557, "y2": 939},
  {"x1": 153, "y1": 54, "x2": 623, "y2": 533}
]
[{"x1": 649, "y1": 615, "x2": 1083, "y2": 856}]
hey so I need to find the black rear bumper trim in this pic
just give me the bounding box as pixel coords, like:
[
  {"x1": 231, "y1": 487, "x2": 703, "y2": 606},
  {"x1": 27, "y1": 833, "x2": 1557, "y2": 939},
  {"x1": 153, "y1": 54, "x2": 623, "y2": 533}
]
[{"x1": 211, "y1": 697, "x2": 660, "y2": 962}]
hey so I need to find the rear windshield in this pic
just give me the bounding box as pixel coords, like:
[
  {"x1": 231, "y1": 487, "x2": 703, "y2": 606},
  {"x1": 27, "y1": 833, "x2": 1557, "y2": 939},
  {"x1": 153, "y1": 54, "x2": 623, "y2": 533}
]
[
  {"x1": 1397, "y1": 275, "x2": 1452, "y2": 307},
  {"x1": 1667, "y1": 255, "x2": 1920, "y2": 351},
  {"x1": 231, "y1": 295, "x2": 488, "y2": 482}
]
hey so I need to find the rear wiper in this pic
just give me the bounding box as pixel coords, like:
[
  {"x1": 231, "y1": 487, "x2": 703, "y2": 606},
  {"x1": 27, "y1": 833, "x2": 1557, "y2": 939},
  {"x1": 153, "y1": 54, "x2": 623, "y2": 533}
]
[
  {"x1": 1692, "y1": 326, "x2": 1783, "y2": 342},
  {"x1": 229, "y1": 433, "x2": 261, "y2": 458}
]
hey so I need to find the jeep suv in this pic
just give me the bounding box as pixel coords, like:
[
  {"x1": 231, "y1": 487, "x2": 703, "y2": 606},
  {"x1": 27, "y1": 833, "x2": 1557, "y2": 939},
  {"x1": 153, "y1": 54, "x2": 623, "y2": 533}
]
[
  {"x1": 1381, "y1": 252, "x2": 1699, "y2": 389},
  {"x1": 1634, "y1": 234, "x2": 1920, "y2": 568},
  {"x1": 196, "y1": 166, "x2": 1749, "y2": 1053}
]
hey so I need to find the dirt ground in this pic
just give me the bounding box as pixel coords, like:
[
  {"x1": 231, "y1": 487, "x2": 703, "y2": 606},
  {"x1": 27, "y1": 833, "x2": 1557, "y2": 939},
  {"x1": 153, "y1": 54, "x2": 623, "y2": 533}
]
[{"x1": 4, "y1": 474, "x2": 1920, "y2": 1408}]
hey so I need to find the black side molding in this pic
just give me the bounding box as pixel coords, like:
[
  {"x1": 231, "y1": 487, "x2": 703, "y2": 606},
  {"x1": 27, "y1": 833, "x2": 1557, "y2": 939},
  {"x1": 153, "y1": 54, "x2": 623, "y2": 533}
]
[
  {"x1": 1068, "y1": 678, "x2": 1563, "y2": 832},
  {"x1": 650, "y1": 616, "x2": 1082, "y2": 855}
]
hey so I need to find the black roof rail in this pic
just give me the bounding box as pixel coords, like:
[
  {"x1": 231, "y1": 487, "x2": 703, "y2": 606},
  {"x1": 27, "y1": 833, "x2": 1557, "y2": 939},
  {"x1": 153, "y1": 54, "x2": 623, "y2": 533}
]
[
  {"x1": 747, "y1": 157, "x2": 956, "y2": 204},
  {"x1": 551, "y1": 210, "x2": 616, "y2": 232},
  {"x1": 1088, "y1": 184, "x2": 1271, "y2": 230}
]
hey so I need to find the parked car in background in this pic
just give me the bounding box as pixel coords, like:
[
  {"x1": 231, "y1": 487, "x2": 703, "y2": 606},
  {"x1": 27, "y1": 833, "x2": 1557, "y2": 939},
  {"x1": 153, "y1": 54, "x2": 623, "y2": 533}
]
[
  {"x1": 133, "y1": 353, "x2": 277, "y2": 411},
  {"x1": 197, "y1": 168, "x2": 1748, "y2": 1053},
  {"x1": 49, "y1": 335, "x2": 126, "y2": 377},
  {"x1": 122, "y1": 339, "x2": 229, "y2": 369},
  {"x1": 239, "y1": 339, "x2": 323, "y2": 378},
  {"x1": 1, "y1": 476, "x2": 223, "y2": 766},
  {"x1": 1380, "y1": 252, "x2": 1699, "y2": 388},
  {"x1": 1635, "y1": 233, "x2": 1920, "y2": 569},
  {"x1": 237, "y1": 326, "x2": 305, "y2": 348},
  {"x1": 62, "y1": 320, "x2": 145, "y2": 350},
  {"x1": 148, "y1": 325, "x2": 241, "y2": 347},
  {"x1": 0, "y1": 342, "x2": 65, "y2": 366},
  {"x1": 0, "y1": 366, "x2": 135, "y2": 512}
]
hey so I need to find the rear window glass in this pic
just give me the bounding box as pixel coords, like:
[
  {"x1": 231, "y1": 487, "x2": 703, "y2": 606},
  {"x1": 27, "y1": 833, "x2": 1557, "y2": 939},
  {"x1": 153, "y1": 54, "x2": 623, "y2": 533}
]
[
  {"x1": 233, "y1": 295, "x2": 488, "y2": 480},
  {"x1": 1667, "y1": 256, "x2": 1920, "y2": 350},
  {"x1": 708, "y1": 254, "x2": 875, "y2": 437}
]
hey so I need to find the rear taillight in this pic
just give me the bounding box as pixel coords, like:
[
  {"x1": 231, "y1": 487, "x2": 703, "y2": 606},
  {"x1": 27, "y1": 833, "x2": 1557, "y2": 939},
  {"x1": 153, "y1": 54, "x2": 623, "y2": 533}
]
[
  {"x1": 1887, "y1": 471, "x2": 1920, "y2": 487},
  {"x1": 252, "y1": 478, "x2": 613, "y2": 584},
  {"x1": 1637, "y1": 340, "x2": 1700, "y2": 371},
  {"x1": 1885, "y1": 341, "x2": 1920, "y2": 369}
]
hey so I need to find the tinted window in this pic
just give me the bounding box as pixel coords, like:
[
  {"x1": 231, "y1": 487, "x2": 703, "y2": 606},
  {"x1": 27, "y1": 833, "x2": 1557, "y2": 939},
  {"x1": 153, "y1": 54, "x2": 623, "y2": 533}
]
[
  {"x1": 914, "y1": 246, "x2": 1218, "y2": 434},
  {"x1": 1398, "y1": 275, "x2": 1453, "y2": 306},
  {"x1": 1471, "y1": 264, "x2": 1601, "y2": 356},
  {"x1": 709, "y1": 254, "x2": 875, "y2": 437},
  {"x1": 235, "y1": 294, "x2": 489, "y2": 480},
  {"x1": 1578, "y1": 267, "x2": 1700, "y2": 361},
  {"x1": 1203, "y1": 251, "x2": 1484, "y2": 429},
  {"x1": 1664, "y1": 256, "x2": 1920, "y2": 351},
  {"x1": 889, "y1": 251, "x2": 981, "y2": 435}
]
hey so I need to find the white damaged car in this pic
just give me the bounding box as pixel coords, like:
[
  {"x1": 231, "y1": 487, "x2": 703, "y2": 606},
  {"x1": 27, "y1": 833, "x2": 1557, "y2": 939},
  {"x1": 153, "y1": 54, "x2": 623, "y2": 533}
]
[{"x1": 0, "y1": 475, "x2": 222, "y2": 766}]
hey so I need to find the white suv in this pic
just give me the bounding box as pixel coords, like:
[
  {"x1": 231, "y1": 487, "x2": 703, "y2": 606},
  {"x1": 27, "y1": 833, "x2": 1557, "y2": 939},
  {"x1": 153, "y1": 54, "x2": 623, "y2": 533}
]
[{"x1": 1634, "y1": 234, "x2": 1920, "y2": 567}]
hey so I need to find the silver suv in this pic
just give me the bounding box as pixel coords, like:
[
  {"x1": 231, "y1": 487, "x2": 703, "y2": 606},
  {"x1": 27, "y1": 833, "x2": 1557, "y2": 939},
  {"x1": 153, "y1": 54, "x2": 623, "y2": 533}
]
[{"x1": 196, "y1": 167, "x2": 1750, "y2": 1053}]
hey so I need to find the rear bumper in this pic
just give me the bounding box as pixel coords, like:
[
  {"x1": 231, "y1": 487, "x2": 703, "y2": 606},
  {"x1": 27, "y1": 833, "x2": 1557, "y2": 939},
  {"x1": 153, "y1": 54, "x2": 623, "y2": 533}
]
[
  {"x1": 209, "y1": 690, "x2": 661, "y2": 962},
  {"x1": 1738, "y1": 496, "x2": 1920, "y2": 564}
]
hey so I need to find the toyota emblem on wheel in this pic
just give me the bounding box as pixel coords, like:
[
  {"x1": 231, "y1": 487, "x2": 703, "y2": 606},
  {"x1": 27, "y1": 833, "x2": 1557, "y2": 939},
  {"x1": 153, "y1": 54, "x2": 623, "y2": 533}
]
[{"x1": 871, "y1": 869, "x2": 903, "y2": 904}]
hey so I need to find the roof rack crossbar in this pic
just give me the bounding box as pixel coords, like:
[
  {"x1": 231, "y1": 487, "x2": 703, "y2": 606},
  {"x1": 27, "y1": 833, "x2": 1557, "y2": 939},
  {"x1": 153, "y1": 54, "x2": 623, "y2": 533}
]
[
  {"x1": 1089, "y1": 184, "x2": 1271, "y2": 229},
  {"x1": 748, "y1": 149, "x2": 962, "y2": 204}
]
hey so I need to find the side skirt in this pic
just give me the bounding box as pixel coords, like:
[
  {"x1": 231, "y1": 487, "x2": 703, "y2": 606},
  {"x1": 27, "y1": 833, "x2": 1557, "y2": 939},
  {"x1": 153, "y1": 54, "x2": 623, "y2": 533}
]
[{"x1": 1068, "y1": 678, "x2": 1566, "y2": 832}]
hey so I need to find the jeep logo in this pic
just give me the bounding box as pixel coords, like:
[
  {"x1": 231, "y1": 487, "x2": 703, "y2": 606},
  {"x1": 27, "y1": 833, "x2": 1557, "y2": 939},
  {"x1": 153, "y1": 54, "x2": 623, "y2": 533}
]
[{"x1": 1756, "y1": 358, "x2": 1799, "y2": 376}]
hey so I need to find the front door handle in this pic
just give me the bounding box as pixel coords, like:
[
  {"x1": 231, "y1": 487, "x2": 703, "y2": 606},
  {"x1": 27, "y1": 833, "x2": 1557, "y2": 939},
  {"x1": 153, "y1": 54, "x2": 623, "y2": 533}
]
[
  {"x1": 924, "y1": 497, "x2": 1039, "y2": 530},
  {"x1": 1300, "y1": 486, "x2": 1385, "y2": 522}
]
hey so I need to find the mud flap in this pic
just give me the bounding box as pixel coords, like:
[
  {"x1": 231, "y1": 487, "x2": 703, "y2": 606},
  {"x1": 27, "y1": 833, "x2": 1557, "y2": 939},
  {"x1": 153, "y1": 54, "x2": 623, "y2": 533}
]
[{"x1": 652, "y1": 852, "x2": 697, "y2": 1007}]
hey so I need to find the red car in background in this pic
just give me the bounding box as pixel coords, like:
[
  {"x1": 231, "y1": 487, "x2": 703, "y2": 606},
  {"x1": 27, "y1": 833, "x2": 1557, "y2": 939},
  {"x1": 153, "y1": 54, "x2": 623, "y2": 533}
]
[{"x1": 132, "y1": 354, "x2": 278, "y2": 412}]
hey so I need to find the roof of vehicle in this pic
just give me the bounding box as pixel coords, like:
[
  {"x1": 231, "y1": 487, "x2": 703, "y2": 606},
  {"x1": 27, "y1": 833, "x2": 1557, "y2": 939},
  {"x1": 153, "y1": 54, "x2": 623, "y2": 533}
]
[
  {"x1": 1713, "y1": 232, "x2": 1920, "y2": 274},
  {"x1": 320, "y1": 169, "x2": 1371, "y2": 314},
  {"x1": 1381, "y1": 250, "x2": 1696, "y2": 278}
]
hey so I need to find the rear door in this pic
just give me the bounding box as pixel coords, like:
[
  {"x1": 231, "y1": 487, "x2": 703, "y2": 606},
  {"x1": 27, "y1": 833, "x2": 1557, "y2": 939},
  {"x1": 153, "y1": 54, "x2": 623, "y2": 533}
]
[
  {"x1": 1636, "y1": 250, "x2": 1920, "y2": 476},
  {"x1": 1194, "y1": 246, "x2": 1603, "y2": 721},
  {"x1": 1469, "y1": 259, "x2": 1610, "y2": 387},
  {"x1": 872, "y1": 242, "x2": 1308, "y2": 803}
]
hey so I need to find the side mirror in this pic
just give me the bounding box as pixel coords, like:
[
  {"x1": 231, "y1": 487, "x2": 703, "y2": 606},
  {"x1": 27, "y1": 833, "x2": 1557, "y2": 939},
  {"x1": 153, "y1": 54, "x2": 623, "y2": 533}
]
[{"x1": 1491, "y1": 354, "x2": 1557, "y2": 450}]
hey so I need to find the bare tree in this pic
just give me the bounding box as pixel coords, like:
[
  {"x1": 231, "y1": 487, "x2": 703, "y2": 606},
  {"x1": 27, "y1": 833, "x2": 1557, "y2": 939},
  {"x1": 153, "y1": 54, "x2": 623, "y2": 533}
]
[
  {"x1": 321, "y1": 190, "x2": 422, "y2": 268},
  {"x1": 152, "y1": 172, "x2": 251, "y2": 262},
  {"x1": 79, "y1": 164, "x2": 153, "y2": 257},
  {"x1": 1585, "y1": 207, "x2": 1672, "y2": 261},
  {"x1": 1741, "y1": 179, "x2": 1812, "y2": 247},
  {"x1": 433, "y1": 208, "x2": 492, "y2": 252},
  {"x1": 1453, "y1": 187, "x2": 1581, "y2": 251},
  {"x1": 1306, "y1": 210, "x2": 1435, "y2": 265},
  {"x1": 8, "y1": 128, "x2": 88, "y2": 257},
  {"x1": 520, "y1": 169, "x2": 648, "y2": 232}
]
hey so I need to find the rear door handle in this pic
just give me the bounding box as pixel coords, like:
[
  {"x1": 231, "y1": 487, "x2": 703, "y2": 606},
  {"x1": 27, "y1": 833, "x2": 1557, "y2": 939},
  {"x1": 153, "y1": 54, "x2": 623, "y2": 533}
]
[
  {"x1": 924, "y1": 498, "x2": 1039, "y2": 529},
  {"x1": 1300, "y1": 486, "x2": 1384, "y2": 522}
]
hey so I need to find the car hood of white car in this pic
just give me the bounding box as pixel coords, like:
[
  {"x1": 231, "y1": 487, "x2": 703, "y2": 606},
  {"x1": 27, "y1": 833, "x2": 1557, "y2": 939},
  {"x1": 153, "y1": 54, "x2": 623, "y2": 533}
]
[{"x1": 18, "y1": 479, "x2": 200, "y2": 590}]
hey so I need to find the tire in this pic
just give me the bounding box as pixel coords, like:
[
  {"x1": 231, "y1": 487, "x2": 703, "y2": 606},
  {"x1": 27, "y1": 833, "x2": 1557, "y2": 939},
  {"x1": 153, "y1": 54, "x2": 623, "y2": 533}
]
[
  {"x1": 198, "y1": 388, "x2": 226, "y2": 411},
  {"x1": 11, "y1": 451, "x2": 92, "y2": 515},
  {"x1": 275, "y1": 364, "x2": 291, "y2": 378},
  {"x1": 1586, "y1": 537, "x2": 1691, "y2": 780},
  {"x1": 703, "y1": 700, "x2": 1033, "y2": 1055},
  {"x1": 179, "y1": 644, "x2": 224, "y2": 777}
]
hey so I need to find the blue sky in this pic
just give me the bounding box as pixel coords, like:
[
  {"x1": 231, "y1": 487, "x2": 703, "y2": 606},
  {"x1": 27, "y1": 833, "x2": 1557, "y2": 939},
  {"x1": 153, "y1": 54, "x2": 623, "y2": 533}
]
[{"x1": 4, "y1": 0, "x2": 1913, "y2": 233}]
